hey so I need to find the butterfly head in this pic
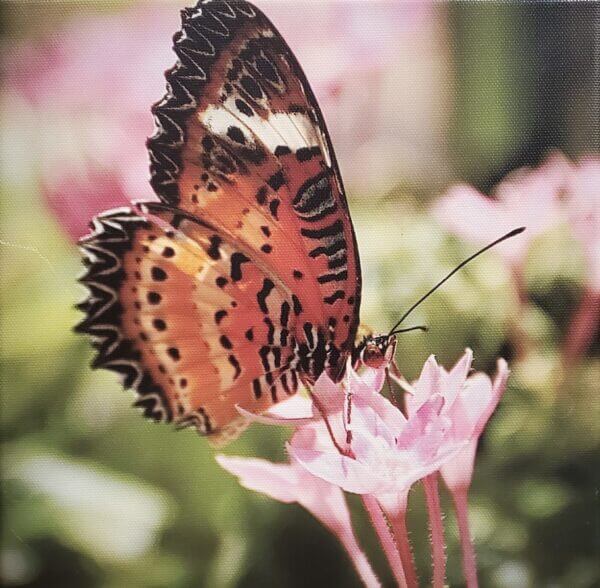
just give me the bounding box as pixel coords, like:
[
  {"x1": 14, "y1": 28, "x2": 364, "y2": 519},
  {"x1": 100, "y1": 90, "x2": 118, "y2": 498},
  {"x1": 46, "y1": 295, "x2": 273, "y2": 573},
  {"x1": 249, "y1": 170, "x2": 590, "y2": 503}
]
[{"x1": 360, "y1": 334, "x2": 397, "y2": 369}]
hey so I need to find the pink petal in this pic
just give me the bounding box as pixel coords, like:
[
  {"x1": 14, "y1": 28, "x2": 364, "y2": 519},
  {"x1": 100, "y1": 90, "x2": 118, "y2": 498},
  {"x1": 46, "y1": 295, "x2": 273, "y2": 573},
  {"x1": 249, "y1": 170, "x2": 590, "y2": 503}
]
[
  {"x1": 398, "y1": 394, "x2": 445, "y2": 448},
  {"x1": 292, "y1": 420, "x2": 347, "y2": 454},
  {"x1": 288, "y1": 445, "x2": 383, "y2": 495},
  {"x1": 441, "y1": 349, "x2": 473, "y2": 408},
  {"x1": 217, "y1": 454, "x2": 381, "y2": 587},
  {"x1": 565, "y1": 157, "x2": 600, "y2": 292},
  {"x1": 440, "y1": 359, "x2": 509, "y2": 491},
  {"x1": 440, "y1": 440, "x2": 478, "y2": 492},
  {"x1": 473, "y1": 359, "x2": 509, "y2": 438},
  {"x1": 268, "y1": 395, "x2": 314, "y2": 419},
  {"x1": 433, "y1": 185, "x2": 519, "y2": 261},
  {"x1": 434, "y1": 154, "x2": 573, "y2": 268},
  {"x1": 406, "y1": 355, "x2": 440, "y2": 414},
  {"x1": 312, "y1": 371, "x2": 346, "y2": 416},
  {"x1": 216, "y1": 455, "x2": 302, "y2": 503},
  {"x1": 445, "y1": 373, "x2": 493, "y2": 442},
  {"x1": 350, "y1": 365, "x2": 387, "y2": 393},
  {"x1": 352, "y1": 384, "x2": 407, "y2": 434},
  {"x1": 377, "y1": 489, "x2": 409, "y2": 518}
]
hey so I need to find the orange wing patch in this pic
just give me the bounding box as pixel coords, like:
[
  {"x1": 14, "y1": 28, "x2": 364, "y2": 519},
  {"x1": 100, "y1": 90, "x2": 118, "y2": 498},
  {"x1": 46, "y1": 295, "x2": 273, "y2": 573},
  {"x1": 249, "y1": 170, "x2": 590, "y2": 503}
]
[{"x1": 77, "y1": 207, "x2": 302, "y2": 439}]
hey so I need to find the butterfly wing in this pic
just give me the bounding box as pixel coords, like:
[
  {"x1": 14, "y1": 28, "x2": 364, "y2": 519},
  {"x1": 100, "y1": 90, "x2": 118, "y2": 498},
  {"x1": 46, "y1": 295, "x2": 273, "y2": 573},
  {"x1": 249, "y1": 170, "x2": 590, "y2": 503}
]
[
  {"x1": 147, "y1": 0, "x2": 362, "y2": 380},
  {"x1": 76, "y1": 206, "x2": 303, "y2": 443}
]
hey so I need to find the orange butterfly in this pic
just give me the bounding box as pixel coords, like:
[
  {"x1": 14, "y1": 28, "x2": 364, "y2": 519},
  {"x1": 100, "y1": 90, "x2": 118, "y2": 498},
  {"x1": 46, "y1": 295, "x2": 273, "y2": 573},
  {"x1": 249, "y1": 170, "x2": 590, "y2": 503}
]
[{"x1": 77, "y1": 0, "x2": 397, "y2": 444}]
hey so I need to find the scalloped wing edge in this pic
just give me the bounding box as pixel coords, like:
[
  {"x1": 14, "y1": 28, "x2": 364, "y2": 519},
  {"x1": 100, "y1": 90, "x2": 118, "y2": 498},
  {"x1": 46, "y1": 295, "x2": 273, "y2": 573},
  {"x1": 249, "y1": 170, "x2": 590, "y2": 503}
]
[
  {"x1": 75, "y1": 207, "x2": 180, "y2": 428},
  {"x1": 147, "y1": 0, "x2": 260, "y2": 203}
]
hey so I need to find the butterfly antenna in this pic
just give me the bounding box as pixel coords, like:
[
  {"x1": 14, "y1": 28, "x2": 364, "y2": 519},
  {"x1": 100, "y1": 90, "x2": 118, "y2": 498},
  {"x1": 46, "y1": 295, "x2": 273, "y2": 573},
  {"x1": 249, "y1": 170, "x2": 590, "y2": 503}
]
[{"x1": 388, "y1": 227, "x2": 525, "y2": 336}]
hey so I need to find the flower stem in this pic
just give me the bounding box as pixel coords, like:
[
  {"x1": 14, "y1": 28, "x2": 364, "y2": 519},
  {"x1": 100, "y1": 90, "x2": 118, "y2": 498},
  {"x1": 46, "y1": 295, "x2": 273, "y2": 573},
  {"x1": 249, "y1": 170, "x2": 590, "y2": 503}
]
[
  {"x1": 389, "y1": 510, "x2": 419, "y2": 588},
  {"x1": 562, "y1": 288, "x2": 600, "y2": 367},
  {"x1": 509, "y1": 266, "x2": 531, "y2": 360},
  {"x1": 337, "y1": 528, "x2": 382, "y2": 588},
  {"x1": 423, "y1": 474, "x2": 446, "y2": 588},
  {"x1": 362, "y1": 495, "x2": 407, "y2": 588},
  {"x1": 452, "y1": 487, "x2": 479, "y2": 588}
]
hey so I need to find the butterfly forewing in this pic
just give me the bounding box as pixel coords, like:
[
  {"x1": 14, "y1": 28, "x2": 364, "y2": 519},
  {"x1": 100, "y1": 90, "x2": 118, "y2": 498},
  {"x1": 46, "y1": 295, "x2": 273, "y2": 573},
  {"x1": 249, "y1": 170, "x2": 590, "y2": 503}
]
[{"x1": 147, "y1": 0, "x2": 362, "y2": 378}]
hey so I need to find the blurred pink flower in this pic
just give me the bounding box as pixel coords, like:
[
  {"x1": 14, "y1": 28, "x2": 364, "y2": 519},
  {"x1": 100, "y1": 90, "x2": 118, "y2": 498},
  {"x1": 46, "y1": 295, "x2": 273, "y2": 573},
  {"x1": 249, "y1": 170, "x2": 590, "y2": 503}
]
[
  {"x1": 4, "y1": 7, "x2": 179, "y2": 239},
  {"x1": 434, "y1": 152, "x2": 600, "y2": 364},
  {"x1": 5, "y1": 1, "x2": 447, "y2": 240},
  {"x1": 433, "y1": 153, "x2": 573, "y2": 270},
  {"x1": 562, "y1": 156, "x2": 600, "y2": 363},
  {"x1": 216, "y1": 455, "x2": 381, "y2": 588},
  {"x1": 564, "y1": 157, "x2": 600, "y2": 293},
  {"x1": 260, "y1": 0, "x2": 449, "y2": 193}
]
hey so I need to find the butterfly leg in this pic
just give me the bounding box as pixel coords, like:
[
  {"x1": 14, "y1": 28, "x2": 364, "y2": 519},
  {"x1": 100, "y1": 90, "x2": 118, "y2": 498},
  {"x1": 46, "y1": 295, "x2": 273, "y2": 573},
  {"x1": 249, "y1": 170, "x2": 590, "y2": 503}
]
[
  {"x1": 387, "y1": 360, "x2": 416, "y2": 416},
  {"x1": 343, "y1": 367, "x2": 354, "y2": 446},
  {"x1": 309, "y1": 390, "x2": 354, "y2": 458}
]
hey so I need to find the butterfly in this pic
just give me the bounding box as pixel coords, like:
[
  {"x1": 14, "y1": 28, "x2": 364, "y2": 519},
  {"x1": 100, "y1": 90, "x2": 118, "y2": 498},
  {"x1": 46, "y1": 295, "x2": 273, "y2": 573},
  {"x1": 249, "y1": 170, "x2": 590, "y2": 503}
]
[{"x1": 76, "y1": 0, "x2": 398, "y2": 445}]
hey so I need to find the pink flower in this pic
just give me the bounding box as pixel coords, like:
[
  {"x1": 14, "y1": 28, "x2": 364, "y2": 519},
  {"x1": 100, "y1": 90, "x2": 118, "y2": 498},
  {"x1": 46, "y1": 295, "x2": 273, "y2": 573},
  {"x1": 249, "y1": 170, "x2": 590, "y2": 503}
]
[
  {"x1": 394, "y1": 351, "x2": 508, "y2": 587},
  {"x1": 433, "y1": 153, "x2": 573, "y2": 270},
  {"x1": 216, "y1": 455, "x2": 381, "y2": 588},
  {"x1": 287, "y1": 368, "x2": 467, "y2": 498},
  {"x1": 4, "y1": 7, "x2": 178, "y2": 239},
  {"x1": 399, "y1": 350, "x2": 509, "y2": 492},
  {"x1": 226, "y1": 354, "x2": 509, "y2": 587}
]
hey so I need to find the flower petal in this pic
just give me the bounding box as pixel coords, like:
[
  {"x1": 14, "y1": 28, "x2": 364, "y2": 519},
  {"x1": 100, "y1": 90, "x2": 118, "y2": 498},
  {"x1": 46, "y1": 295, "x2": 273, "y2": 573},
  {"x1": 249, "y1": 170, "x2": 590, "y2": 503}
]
[
  {"x1": 407, "y1": 355, "x2": 440, "y2": 414},
  {"x1": 236, "y1": 403, "x2": 317, "y2": 427},
  {"x1": 217, "y1": 454, "x2": 381, "y2": 587},
  {"x1": 442, "y1": 349, "x2": 473, "y2": 407},
  {"x1": 216, "y1": 455, "x2": 301, "y2": 503},
  {"x1": 288, "y1": 444, "x2": 383, "y2": 495},
  {"x1": 439, "y1": 440, "x2": 478, "y2": 492},
  {"x1": 473, "y1": 358, "x2": 509, "y2": 438}
]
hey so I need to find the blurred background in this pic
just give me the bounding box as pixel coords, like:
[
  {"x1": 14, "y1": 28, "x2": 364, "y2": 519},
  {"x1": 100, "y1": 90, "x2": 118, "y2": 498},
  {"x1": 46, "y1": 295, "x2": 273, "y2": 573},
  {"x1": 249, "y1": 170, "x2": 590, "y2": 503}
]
[{"x1": 1, "y1": 1, "x2": 598, "y2": 587}]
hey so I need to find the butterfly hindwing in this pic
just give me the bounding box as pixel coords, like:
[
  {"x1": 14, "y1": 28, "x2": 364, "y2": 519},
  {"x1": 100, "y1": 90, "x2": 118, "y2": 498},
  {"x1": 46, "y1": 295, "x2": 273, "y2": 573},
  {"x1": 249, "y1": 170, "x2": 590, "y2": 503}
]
[
  {"x1": 77, "y1": 206, "x2": 303, "y2": 441},
  {"x1": 147, "y1": 0, "x2": 362, "y2": 379}
]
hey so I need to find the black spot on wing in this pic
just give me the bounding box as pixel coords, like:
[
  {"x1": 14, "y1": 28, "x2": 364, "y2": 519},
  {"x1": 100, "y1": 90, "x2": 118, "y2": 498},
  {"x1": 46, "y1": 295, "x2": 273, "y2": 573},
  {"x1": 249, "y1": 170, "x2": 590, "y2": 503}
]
[
  {"x1": 151, "y1": 266, "x2": 168, "y2": 281},
  {"x1": 267, "y1": 170, "x2": 286, "y2": 191},
  {"x1": 292, "y1": 294, "x2": 303, "y2": 316},
  {"x1": 236, "y1": 98, "x2": 254, "y2": 117},
  {"x1": 317, "y1": 270, "x2": 348, "y2": 284},
  {"x1": 269, "y1": 199, "x2": 280, "y2": 219},
  {"x1": 227, "y1": 126, "x2": 246, "y2": 144},
  {"x1": 257, "y1": 278, "x2": 275, "y2": 313},
  {"x1": 215, "y1": 310, "x2": 228, "y2": 324},
  {"x1": 207, "y1": 235, "x2": 222, "y2": 260},
  {"x1": 301, "y1": 220, "x2": 344, "y2": 240},
  {"x1": 252, "y1": 378, "x2": 262, "y2": 399},
  {"x1": 324, "y1": 290, "x2": 345, "y2": 304},
  {"x1": 230, "y1": 252, "x2": 250, "y2": 282}
]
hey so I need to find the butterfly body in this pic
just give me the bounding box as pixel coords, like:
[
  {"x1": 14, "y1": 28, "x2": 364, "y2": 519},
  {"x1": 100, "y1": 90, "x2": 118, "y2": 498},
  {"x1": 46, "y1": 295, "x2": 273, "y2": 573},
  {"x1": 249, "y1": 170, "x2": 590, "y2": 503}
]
[{"x1": 77, "y1": 0, "x2": 393, "y2": 443}]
